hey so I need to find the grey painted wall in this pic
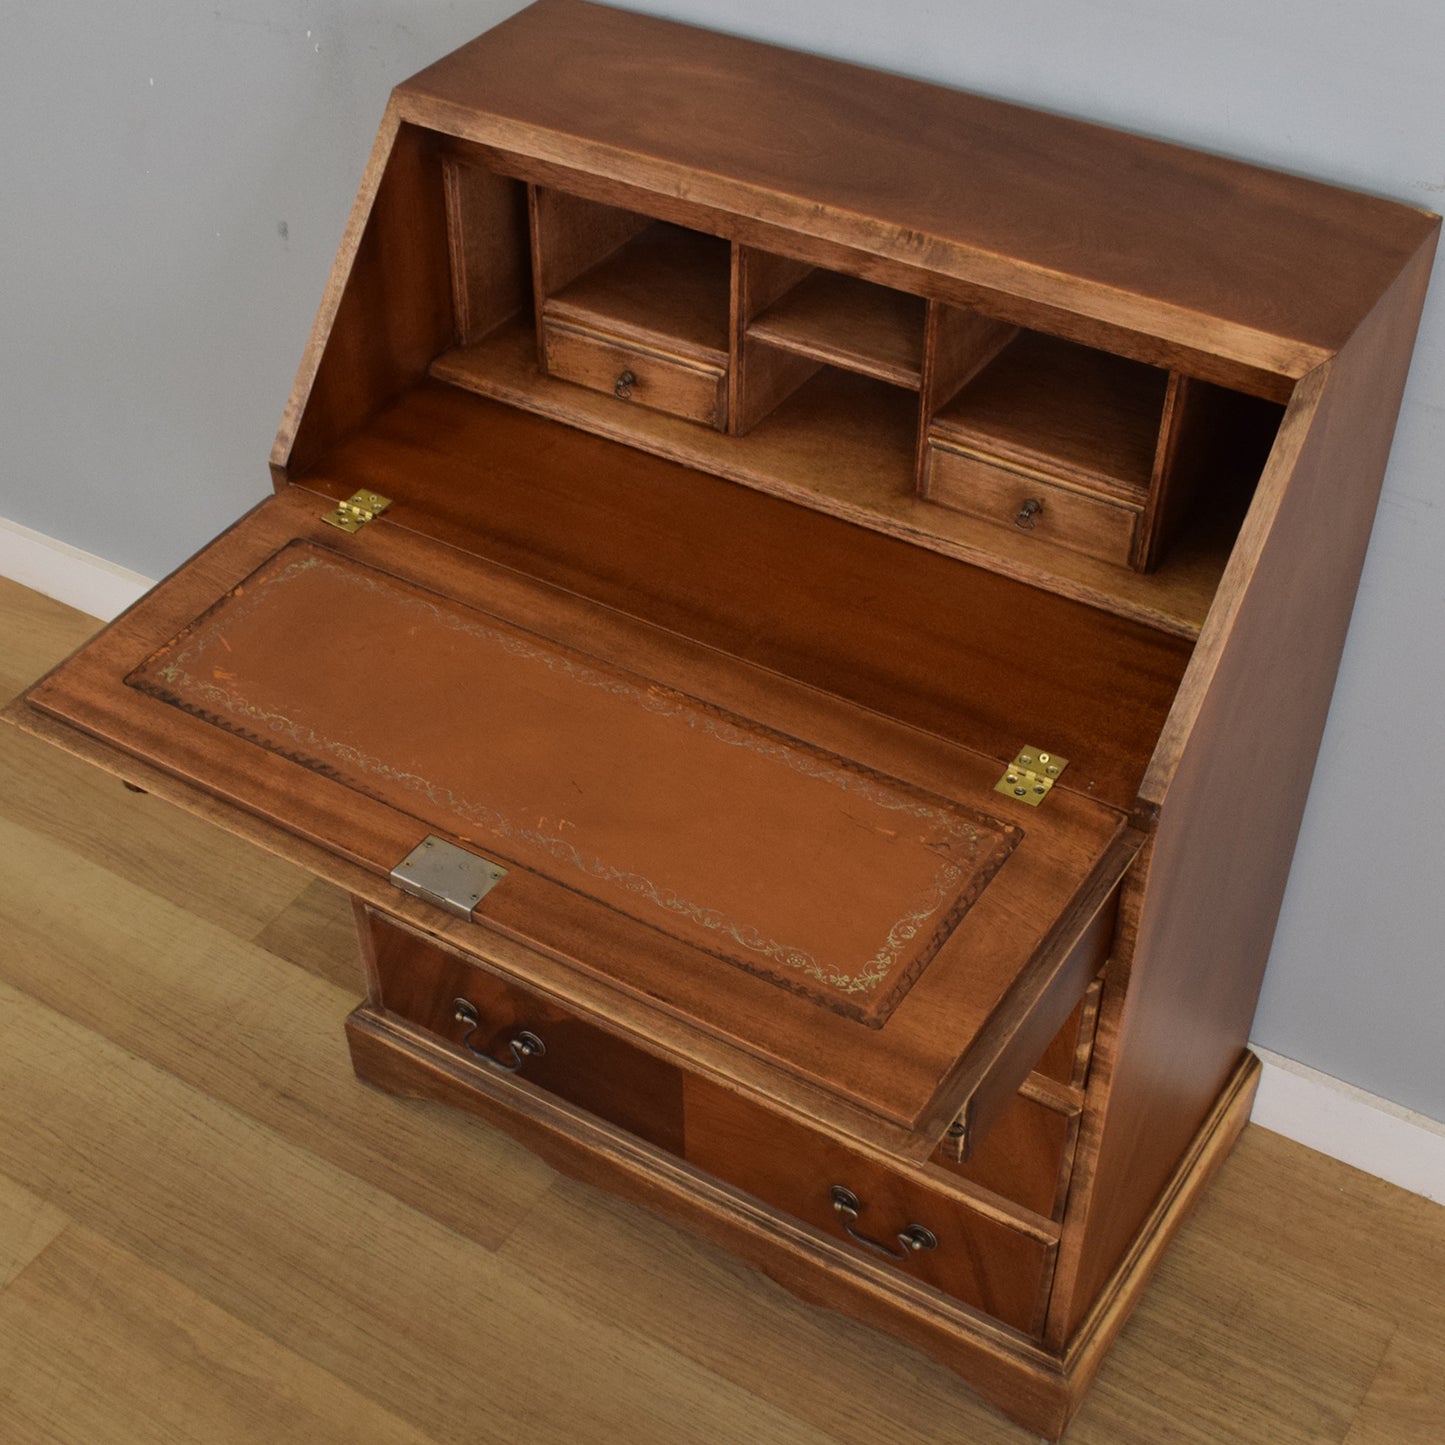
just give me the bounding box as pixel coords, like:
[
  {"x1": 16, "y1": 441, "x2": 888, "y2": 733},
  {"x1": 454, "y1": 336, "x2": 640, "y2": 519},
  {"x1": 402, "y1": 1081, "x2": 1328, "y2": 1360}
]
[{"x1": 3, "y1": 3, "x2": 1442, "y2": 1119}]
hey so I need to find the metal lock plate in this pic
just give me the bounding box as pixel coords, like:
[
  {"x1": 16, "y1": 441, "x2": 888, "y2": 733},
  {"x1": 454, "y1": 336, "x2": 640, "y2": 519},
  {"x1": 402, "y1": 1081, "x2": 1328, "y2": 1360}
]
[
  {"x1": 390, "y1": 835, "x2": 508, "y2": 919},
  {"x1": 994, "y1": 746, "x2": 1069, "y2": 808}
]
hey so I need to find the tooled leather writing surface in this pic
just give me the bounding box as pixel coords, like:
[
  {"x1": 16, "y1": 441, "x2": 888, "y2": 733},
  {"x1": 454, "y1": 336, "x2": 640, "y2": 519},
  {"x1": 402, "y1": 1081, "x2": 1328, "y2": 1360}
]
[{"x1": 127, "y1": 540, "x2": 1020, "y2": 1026}]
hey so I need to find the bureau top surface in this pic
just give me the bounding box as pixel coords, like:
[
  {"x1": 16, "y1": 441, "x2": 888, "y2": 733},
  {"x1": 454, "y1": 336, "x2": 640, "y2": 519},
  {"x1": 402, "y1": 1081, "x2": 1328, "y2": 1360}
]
[{"x1": 399, "y1": 0, "x2": 1436, "y2": 377}]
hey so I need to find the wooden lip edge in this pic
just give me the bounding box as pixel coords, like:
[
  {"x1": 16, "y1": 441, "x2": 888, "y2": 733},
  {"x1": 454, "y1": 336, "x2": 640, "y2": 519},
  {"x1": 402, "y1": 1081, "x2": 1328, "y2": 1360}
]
[
  {"x1": 929, "y1": 826, "x2": 1142, "y2": 1150},
  {"x1": 0, "y1": 693, "x2": 1001, "y2": 1167},
  {"x1": 540, "y1": 311, "x2": 729, "y2": 374},
  {"x1": 923, "y1": 434, "x2": 1150, "y2": 511}
]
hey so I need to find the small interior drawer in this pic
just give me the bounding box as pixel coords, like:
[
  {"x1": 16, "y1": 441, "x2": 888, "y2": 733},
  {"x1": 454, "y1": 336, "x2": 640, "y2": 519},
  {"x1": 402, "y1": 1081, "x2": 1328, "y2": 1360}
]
[
  {"x1": 683, "y1": 1074, "x2": 1055, "y2": 1335},
  {"x1": 364, "y1": 908, "x2": 686, "y2": 1154},
  {"x1": 921, "y1": 439, "x2": 1140, "y2": 567},
  {"x1": 541, "y1": 316, "x2": 727, "y2": 429}
]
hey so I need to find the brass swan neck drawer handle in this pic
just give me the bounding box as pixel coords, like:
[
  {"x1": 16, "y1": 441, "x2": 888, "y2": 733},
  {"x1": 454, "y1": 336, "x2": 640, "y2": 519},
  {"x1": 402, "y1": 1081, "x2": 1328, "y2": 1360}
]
[
  {"x1": 452, "y1": 998, "x2": 546, "y2": 1073},
  {"x1": 1014, "y1": 497, "x2": 1043, "y2": 529},
  {"x1": 828, "y1": 1185, "x2": 938, "y2": 1261},
  {"x1": 614, "y1": 369, "x2": 636, "y2": 400}
]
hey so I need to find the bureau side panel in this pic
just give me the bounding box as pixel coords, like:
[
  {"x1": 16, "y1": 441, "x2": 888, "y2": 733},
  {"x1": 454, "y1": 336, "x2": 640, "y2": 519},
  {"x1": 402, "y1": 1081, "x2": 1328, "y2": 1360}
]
[
  {"x1": 1051, "y1": 227, "x2": 1439, "y2": 1338},
  {"x1": 273, "y1": 116, "x2": 454, "y2": 479}
]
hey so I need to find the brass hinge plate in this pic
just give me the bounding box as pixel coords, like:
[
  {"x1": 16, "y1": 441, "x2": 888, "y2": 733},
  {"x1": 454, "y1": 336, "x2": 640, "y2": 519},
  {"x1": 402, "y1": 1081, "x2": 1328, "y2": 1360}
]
[
  {"x1": 995, "y1": 746, "x2": 1069, "y2": 807},
  {"x1": 943, "y1": 1116, "x2": 968, "y2": 1163},
  {"x1": 391, "y1": 836, "x2": 508, "y2": 919},
  {"x1": 321, "y1": 489, "x2": 392, "y2": 533}
]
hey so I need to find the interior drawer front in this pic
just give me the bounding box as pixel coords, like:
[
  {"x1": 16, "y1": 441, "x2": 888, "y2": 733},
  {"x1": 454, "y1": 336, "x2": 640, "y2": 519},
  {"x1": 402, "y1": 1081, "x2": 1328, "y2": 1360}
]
[
  {"x1": 932, "y1": 1092, "x2": 1076, "y2": 1221},
  {"x1": 1033, "y1": 976, "x2": 1103, "y2": 1089},
  {"x1": 922, "y1": 440, "x2": 1140, "y2": 567},
  {"x1": 684, "y1": 1074, "x2": 1053, "y2": 1334},
  {"x1": 366, "y1": 908, "x2": 685, "y2": 1154},
  {"x1": 542, "y1": 317, "x2": 726, "y2": 428}
]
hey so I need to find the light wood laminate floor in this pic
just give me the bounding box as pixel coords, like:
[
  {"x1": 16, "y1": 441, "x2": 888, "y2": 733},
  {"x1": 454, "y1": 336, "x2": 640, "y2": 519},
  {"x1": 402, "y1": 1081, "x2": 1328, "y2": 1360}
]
[{"x1": 0, "y1": 574, "x2": 1441, "y2": 1444}]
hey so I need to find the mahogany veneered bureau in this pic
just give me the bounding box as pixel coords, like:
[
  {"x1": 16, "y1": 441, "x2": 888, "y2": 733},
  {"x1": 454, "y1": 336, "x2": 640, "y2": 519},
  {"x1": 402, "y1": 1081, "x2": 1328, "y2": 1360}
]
[{"x1": 6, "y1": 2, "x2": 1437, "y2": 1435}]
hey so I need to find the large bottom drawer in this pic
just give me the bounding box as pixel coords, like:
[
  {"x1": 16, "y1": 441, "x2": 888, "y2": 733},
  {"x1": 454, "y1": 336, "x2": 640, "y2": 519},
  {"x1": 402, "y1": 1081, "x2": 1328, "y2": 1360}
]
[
  {"x1": 364, "y1": 904, "x2": 1060, "y2": 1336},
  {"x1": 683, "y1": 1075, "x2": 1056, "y2": 1335}
]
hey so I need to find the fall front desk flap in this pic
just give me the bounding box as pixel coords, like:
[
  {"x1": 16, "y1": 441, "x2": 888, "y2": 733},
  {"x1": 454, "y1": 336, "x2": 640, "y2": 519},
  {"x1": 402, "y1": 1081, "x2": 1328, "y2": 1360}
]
[{"x1": 20, "y1": 491, "x2": 1131, "y2": 1153}]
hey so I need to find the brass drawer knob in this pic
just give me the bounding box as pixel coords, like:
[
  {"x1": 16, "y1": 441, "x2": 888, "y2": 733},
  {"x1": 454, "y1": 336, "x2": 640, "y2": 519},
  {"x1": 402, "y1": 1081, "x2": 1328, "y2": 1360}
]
[
  {"x1": 828, "y1": 1185, "x2": 938, "y2": 1261},
  {"x1": 614, "y1": 368, "x2": 636, "y2": 400},
  {"x1": 452, "y1": 998, "x2": 546, "y2": 1073},
  {"x1": 1014, "y1": 497, "x2": 1043, "y2": 530}
]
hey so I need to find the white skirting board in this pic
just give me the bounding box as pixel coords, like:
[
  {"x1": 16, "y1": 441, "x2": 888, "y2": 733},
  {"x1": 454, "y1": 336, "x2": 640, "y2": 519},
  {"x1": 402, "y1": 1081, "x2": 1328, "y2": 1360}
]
[
  {"x1": 4, "y1": 513, "x2": 1444, "y2": 1205},
  {"x1": 1250, "y1": 1047, "x2": 1445, "y2": 1205},
  {"x1": 0, "y1": 514, "x2": 155, "y2": 622}
]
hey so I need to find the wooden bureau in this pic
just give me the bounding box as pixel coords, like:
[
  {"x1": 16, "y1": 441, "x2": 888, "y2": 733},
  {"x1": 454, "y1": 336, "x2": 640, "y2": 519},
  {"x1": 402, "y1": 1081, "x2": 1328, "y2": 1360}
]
[{"x1": 5, "y1": 2, "x2": 1437, "y2": 1435}]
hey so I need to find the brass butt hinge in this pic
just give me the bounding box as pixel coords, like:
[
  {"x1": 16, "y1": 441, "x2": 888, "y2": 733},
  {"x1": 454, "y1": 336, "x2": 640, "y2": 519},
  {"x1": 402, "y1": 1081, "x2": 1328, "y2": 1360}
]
[
  {"x1": 943, "y1": 1116, "x2": 968, "y2": 1163},
  {"x1": 995, "y1": 745, "x2": 1069, "y2": 808},
  {"x1": 390, "y1": 835, "x2": 508, "y2": 919},
  {"x1": 321, "y1": 488, "x2": 392, "y2": 533}
]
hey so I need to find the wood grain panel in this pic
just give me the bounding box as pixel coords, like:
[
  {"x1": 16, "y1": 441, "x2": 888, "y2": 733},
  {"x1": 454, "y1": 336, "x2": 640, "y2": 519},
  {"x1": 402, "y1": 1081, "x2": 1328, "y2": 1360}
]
[
  {"x1": 252, "y1": 876, "x2": 365, "y2": 992},
  {"x1": 542, "y1": 219, "x2": 731, "y2": 363},
  {"x1": 0, "y1": 724, "x2": 310, "y2": 941},
  {"x1": 431, "y1": 327, "x2": 1234, "y2": 636},
  {"x1": 0, "y1": 579, "x2": 99, "y2": 706},
  {"x1": 927, "y1": 331, "x2": 1168, "y2": 501},
  {"x1": 1344, "y1": 1332, "x2": 1445, "y2": 1445},
  {"x1": 443, "y1": 159, "x2": 530, "y2": 344},
  {"x1": 933, "y1": 1091, "x2": 1075, "y2": 1221},
  {"x1": 747, "y1": 269, "x2": 926, "y2": 388},
  {"x1": 399, "y1": 1, "x2": 1436, "y2": 376},
  {"x1": 1052, "y1": 227, "x2": 1440, "y2": 1338},
  {"x1": 529, "y1": 183, "x2": 643, "y2": 286}
]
